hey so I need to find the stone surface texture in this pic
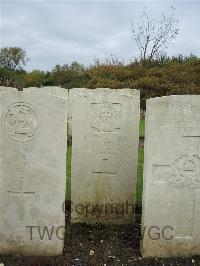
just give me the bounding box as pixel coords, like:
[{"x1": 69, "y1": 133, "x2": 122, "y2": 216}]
[
  {"x1": 142, "y1": 95, "x2": 200, "y2": 258},
  {"x1": 0, "y1": 89, "x2": 67, "y2": 255},
  {"x1": 23, "y1": 87, "x2": 70, "y2": 135},
  {"x1": 71, "y1": 88, "x2": 140, "y2": 224},
  {"x1": 0, "y1": 86, "x2": 17, "y2": 91}
]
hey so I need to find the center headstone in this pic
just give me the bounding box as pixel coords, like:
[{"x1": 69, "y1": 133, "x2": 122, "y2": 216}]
[
  {"x1": 71, "y1": 88, "x2": 140, "y2": 224},
  {"x1": 0, "y1": 89, "x2": 68, "y2": 255},
  {"x1": 142, "y1": 95, "x2": 200, "y2": 257}
]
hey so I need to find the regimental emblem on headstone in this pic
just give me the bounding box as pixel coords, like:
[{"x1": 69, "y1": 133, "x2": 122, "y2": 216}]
[
  {"x1": 2, "y1": 102, "x2": 40, "y2": 142},
  {"x1": 151, "y1": 137, "x2": 200, "y2": 241},
  {"x1": 90, "y1": 101, "x2": 122, "y2": 132},
  {"x1": 152, "y1": 137, "x2": 200, "y2": 188},
  {"x1": 172, "y1": 154, "x2": 200, "y2": 187}
]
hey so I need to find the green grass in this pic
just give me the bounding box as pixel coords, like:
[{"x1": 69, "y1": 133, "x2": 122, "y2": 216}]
[
  {"x1": 139, "y1": 118, "x2": 145, "y2": 138},
  {"x1": 65, "y1": 146, "x2": 144, "y2": 203},
  {"x1": 136, "y1": 147, "x2": 144, "y2": 203}
]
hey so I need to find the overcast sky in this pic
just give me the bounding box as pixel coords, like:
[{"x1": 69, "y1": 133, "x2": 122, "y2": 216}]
[{"x1": 1, "y1": 1, "x2": 200, "y2": 71}]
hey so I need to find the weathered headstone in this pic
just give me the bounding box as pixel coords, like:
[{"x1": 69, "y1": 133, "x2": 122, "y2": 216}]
[
  {"x1": 0, "y1": 86, "x2": 17, "y2": 91},
  {"x1": 0, "y1": 89, "x2": 67, "y2": 255},
  {"x1": 23, "y1": 86, "x2": 70, "y2": 135},
  {"x1": 23, "y1": 86, "x2": 66, "y2": 95},
  {"x1": 68, "y1": 89, "x2": 73, "y2": 137},
  {"x1": 71, "y1": 88, "x2": 140, "y2": 224},
  {"x1": 142, "y1": 95, "x2": 200, "y2": 257}
]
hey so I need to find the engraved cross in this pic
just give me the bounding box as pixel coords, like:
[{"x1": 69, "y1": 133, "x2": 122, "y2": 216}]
[
  {"x1": 152, "y1": 136, "x2": 200, "y2": 239},
  {"x1": 7, "y1": 177, "x2": 35, "y2": 222}
]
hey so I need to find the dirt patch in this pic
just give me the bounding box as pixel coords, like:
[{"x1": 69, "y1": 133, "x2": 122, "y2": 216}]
[
  {"x1": 139, "y1": 137, "x2": 144, "y2": 148},
  {"x1": 0, "y1": 203, "x2": 199, "y2": 265}
]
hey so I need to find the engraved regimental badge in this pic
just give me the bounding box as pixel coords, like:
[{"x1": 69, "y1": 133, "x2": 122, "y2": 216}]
[{"x1": 2, "y1": 102, "x2": 40, "y2": 142}]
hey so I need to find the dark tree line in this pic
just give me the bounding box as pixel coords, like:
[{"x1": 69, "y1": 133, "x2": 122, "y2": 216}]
[{"x1": 0, "y1": 51, "x2": 199, "y2": 109}]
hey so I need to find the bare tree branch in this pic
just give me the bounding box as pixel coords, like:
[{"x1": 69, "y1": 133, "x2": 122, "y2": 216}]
[{"x1": 131, "y1": 6, "x2": 179, "y2": 63}]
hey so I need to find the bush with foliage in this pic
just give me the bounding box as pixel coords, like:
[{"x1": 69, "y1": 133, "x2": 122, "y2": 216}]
[{"x1": 0, "y1": 54, "x2": 199, "y2": 109}]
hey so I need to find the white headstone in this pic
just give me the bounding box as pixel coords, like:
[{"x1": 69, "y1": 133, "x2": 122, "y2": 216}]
[
  {"x1": 23, "y1": 86, "x2": 70, "y2": 135},
  {"x1": 142, "y1": 95, "x2": 200, "y2": 257},
  {"x1": 23, "y1": 86, "x2": 67, "y2": 99},
  {"x1": 0, "y1": 86, "x2": 17, "y2": 91},
  {"x1": 68, "y1": 89, "x2": 73, "y2": 137},
  {"x1": 71, "y1": 88, "x2": 140, "y2": 224},
  {"x1": 0, "y1": 90, "x2": 68, "y2": 255}
]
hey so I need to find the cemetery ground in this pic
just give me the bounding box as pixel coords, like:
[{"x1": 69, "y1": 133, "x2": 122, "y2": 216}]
[{"x1": 1, "y1": 120, "x2": 200, "y2": 265}]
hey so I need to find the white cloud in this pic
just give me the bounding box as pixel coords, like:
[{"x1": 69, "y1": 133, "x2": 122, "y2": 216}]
[{"x1": 1, "y1": 1, "x2": 200, "y2": 71}]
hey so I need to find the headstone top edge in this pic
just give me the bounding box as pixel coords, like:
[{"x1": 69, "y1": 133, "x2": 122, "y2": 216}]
[
  {"x1": 23, "y1": 86, "x2": 67, "y2": 90},
  {"x1": 0, "y1": 90, "x2": 68, "y2": 100},
  {"x1": 147, "y1": 95, "x2": 200, "y2": 103},
  {"x1": 70, "y1": 88, "x2": 140, "y2": 97},
  {"x1": 0, "y1": 86, "x2": 18, "y2": 90},
  {"x1": 22, "y1": 90, "x2": 68, "y2": 99}
]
